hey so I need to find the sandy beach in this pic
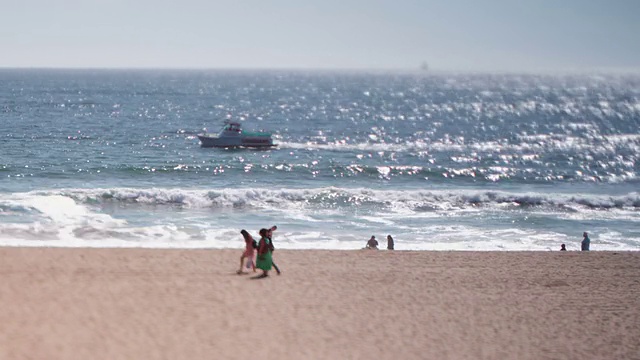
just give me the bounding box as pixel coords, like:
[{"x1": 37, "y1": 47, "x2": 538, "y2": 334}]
[{"x1": 0, "y1": 248, "x2": 638, "y2": 360}]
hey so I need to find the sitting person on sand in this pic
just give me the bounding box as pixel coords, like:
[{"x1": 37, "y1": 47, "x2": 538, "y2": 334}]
[
  {"x1": 238, "y1": 229, "x2": 257, "y2": 274},
  {"x1": 254, "y1": 228, "x2": 273, "y2": 279},
  {"x1": 581, "y1": 232, "x2": 590, "y2": 251},
  {"x1": 560, "y1": 244, "x2": 566, "y2": 251},
  {"x1": 387, "y1": 235, "x2": 394, "y2": 250},
  {"x1": 366, "y1": 236, "x2": 378, "y2": 250}
]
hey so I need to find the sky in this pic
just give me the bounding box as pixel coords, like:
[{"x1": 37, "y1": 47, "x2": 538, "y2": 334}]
[{"x1": 1, "y1": 0, "x2": 639, "y2": 72}]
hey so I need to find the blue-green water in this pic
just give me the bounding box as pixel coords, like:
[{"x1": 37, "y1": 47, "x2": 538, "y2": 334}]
[{"x1": 1, "y1": 69, "x2": 638, "y2": 250}]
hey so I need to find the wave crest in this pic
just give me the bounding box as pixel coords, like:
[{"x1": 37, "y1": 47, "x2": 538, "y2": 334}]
[{"x1": 19, "y1": 187, "x2": 640, "y2": 212}]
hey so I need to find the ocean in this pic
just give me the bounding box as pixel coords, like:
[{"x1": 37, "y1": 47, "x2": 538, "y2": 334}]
[{"x1": 1, "y1": 69, "x2": 638, "y2": 251}]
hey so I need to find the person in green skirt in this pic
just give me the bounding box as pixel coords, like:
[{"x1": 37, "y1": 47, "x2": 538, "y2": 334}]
[{"x1": 253, "y1": 228, "x2": 273, "y2": 279}]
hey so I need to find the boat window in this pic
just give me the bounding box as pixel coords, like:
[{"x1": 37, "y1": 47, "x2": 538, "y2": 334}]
[{"x1": 222, "y1": 123, "x2": 242, "y2": 132}]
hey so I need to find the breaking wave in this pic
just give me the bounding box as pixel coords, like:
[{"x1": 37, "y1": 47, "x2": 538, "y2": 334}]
[{"x1": 14, "y1": 187, "x2": 640, "y2": 212}]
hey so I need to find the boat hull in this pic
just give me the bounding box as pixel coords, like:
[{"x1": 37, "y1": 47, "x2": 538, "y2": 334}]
[{"x1": 197, "y1": 134, "x2": 276, "y2": 148}]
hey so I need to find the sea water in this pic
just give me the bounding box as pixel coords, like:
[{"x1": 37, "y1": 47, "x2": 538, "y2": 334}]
[{"x1": 1, "y1": 69, "x2": 638, "y2": 251}]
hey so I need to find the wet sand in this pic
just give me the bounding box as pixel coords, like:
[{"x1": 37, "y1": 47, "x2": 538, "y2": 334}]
[{"x1": 1, "y1": 247, "x2": 638, "y2": 360}]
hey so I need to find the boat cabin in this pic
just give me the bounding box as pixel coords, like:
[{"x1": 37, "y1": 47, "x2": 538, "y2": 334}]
[{"x1": 221, "y1": 122, "x2": 242, "y2": 134}]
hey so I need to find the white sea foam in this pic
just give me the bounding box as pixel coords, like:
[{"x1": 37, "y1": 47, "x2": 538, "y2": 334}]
[
  {"x1": 0, "y1": 187, "x2": 637, "y2": 250},
  {"x1": 11, "y1": 187, "x2": 640, "y2": 213},
  {"x1": 0, "y1": 219, "x2": 636, "y2": 251}
]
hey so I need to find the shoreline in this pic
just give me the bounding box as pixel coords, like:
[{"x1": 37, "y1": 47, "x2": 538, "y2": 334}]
[
  {"x1": 0, "y1": 242, "x2": 633, "y2": 252},
  {"x1": 1, "y1": 247, "x2": 638, "y2": 359}
]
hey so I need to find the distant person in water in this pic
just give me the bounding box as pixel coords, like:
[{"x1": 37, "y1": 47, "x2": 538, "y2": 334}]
[
  {"x1": 387, "y1": 235, "x2": 394, "y2": 250},
  {"x1": 253, "y1": 228, "x2": 273, "y2": 279},
  {"x1": 267, "y1": 225, "x2": 281, "y2": 275},
  {"x1": 238, "y1": 229, "x2": 257, "y2": 274},
  {"x1": 560, "y1": 244, "x2": 567, "y2": 251},
  {"x1": 581, "y1": 232, "x2": 590, "y2": 251},
  {"x1": 366, "y1": 236, "x2": 378, "y2": 250}
]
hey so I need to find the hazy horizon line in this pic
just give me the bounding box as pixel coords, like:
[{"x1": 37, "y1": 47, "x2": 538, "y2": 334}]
[{"x1": 1, "y1": 65, "x2": 639, "y2": 76}]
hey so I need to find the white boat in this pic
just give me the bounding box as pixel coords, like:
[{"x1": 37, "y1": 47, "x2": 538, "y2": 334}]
[{"x1": 197, "y1": 121, "x2": 276, "y2": 148}]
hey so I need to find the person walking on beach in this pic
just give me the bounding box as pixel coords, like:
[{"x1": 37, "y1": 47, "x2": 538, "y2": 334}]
[
  {"x1": 581, "y1": 232, "x2": 590, "y2": 251},
  {"x1": 266, "y1": 225, "x2": 281, "y2": 275},
  {"x1": 387, "y1": 235, "x2": 394, "y2": 250},
  {"x1": 560, "y1": 244, "x2": 567, "y2": 251},
  {"x1": 254, "y1": 228, "x2": 273, "y2": 279},
  {"x1": 238, "y1": 229, "x2": 257, "y2": 274},
  {"x1": 366, "y1": 236, "x2": 378, "y2": 249}
]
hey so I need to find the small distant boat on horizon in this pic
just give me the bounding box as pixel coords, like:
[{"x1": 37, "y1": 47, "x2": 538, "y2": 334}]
[{"x1": 197, "y1": 121, "x2": 276, "y2": 149}]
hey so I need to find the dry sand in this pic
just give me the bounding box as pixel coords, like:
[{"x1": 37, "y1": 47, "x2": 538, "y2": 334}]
[{"x1": 0, "y1": 247, "x2": 638, "y2": 360}]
